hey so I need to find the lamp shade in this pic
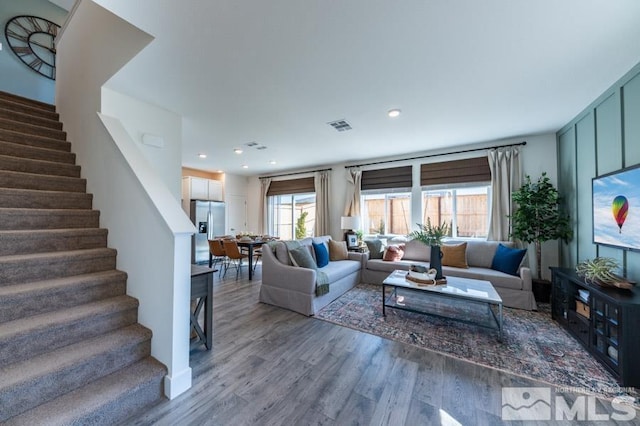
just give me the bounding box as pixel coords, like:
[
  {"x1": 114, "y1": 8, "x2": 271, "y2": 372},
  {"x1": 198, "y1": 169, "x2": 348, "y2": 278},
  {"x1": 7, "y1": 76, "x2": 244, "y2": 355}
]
[{"x1": 340, "y1": 216, "x2": 360, "y2": 230}]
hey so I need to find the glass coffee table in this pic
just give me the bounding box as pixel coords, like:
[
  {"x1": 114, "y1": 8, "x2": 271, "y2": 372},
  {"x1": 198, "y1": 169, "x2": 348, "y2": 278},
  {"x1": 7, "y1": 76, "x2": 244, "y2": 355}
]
[{"x1": 382, "y1": 270, "x2": 503, "y2": 340}]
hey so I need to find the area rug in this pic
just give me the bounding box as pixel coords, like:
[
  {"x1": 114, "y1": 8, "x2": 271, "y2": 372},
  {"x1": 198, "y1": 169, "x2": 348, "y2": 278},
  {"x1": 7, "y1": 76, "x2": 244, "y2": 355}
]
[{"x1": 316, "y1": 283, "x2": 638, "y2": 402}]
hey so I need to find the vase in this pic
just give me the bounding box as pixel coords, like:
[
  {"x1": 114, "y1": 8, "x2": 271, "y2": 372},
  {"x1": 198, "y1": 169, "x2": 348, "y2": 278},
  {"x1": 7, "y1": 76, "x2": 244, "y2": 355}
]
[{"x1": 430, "y1": 245, "x2": 444, "y2": 279}]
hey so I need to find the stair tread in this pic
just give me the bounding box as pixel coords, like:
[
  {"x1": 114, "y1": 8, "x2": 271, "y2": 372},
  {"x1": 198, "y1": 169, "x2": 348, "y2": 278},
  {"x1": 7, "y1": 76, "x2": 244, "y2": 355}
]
[
  {"x1": 0, "y1": 91, "x2": 56, "y2": 112},
  {"x1": 0, "y1": 106, "x2": 62, "y2": 130},
  {"x1": 0, "y1": 168, "x2": 83, "y2": 181},
  {"x1": 0, "y1": 269, "x2": 127, "y2": 298},
  {"x1": 0, "y1": 295, "x2": 138, "y2": 341},
  {"x1": 0, "y1": 228, "x2": 107, "y2": 237},
  {"x1": 0, "y1": 323, "x2": 151, "y2": 386},
  {"x1": 0, "y1": 117, "x2": 66, "y2": 140},
  {"x1": 0, "y1": 247, "x2": 116, "y2": 263},
  {"x1": 0, "y1": 129, "x2": 70, "y2": 150},
  {"x1": 0, "y1": 187, "x2": 93, "y2": 199},
  {"x1": 4, "y1": 357, "x2": 165, "y2": 426},
  {"x1": 0, "y1": 154, "x2": 79, "y2": 169},
  {"x1": 0, "y1": 140, "x2": 75, "y2": 163}
]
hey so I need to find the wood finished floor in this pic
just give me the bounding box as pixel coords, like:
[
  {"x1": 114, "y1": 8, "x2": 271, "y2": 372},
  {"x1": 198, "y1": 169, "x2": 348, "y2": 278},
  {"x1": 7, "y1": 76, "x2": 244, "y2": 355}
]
[{"x1": 128, "y1": 265, "x2": 638, "y2": 426}]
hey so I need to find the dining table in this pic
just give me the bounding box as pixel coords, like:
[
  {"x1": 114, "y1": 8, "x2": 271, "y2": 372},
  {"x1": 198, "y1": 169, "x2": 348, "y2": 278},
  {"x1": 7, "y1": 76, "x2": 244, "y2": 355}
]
[{"x1": 236, "y1": 239, "x2": 265, "y2": 281}]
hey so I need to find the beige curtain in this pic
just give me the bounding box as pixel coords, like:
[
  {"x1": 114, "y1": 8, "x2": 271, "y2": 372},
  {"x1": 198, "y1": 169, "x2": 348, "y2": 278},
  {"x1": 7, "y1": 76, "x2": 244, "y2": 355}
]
[
  {"x1": 314, "y1": 170, "x2": 330, "y2": 236},
  {"x1": 344, "y1": 167, "x2": 362, "y2": 216},
  {"x1": 487, "y1": 147, "x2": 521, "y2": 241},
  {"x1": 259, "y1": 178, "x2": 271, "y2": 235}
]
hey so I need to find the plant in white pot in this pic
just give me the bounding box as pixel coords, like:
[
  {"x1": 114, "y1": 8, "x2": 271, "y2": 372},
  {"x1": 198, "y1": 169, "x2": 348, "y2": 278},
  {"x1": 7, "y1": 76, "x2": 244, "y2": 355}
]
[
  {"x1": 408, "y1": 218, "x2": 450, "y2": 279},
  {"x1": 510, "y1": 172, "x2": 573, "y2": 283}
]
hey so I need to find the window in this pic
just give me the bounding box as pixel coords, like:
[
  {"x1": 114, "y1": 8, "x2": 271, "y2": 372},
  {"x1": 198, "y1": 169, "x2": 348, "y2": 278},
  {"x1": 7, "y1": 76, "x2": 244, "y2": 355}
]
[
  {"x1": 268, "y1": 193, "x2": 316, "y2": 239},
  {"x1": 361, "y1": 191, "x2": 411, "y2": 236},
  {"x1": 422, "y1": 185, "x2": 490, "y2": 238},
  {"x1": 266, "y1": 177, "x2": 316, "y2": 239}
]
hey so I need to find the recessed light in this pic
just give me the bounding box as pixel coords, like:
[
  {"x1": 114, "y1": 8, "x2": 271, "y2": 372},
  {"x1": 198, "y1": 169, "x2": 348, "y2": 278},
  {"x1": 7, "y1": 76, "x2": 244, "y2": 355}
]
[
  {"x1": 388, "y1": 109, "x2": 401, "y2": 118},
  {"x1": 234, "y1": 148, "x2": 243, "y2": 154},
  {"x1": 217, "y1": 170, "x2": 224, "y2": 173},
  {"x1": 242, "y1": 165, "x2": 249, "y2": 169},
  {"x1": 269, "y1": 160, "x2": 277, "y2": 165},
  {"x1": 198, "y1": 153, "x2": 207, "y2": 159}
]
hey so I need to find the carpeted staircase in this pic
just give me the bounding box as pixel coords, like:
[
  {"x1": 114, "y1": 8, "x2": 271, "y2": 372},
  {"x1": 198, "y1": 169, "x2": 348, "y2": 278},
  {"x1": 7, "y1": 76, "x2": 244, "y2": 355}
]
[{"x1": 0, "y1": 91, "x2": 167, "y2": 424}]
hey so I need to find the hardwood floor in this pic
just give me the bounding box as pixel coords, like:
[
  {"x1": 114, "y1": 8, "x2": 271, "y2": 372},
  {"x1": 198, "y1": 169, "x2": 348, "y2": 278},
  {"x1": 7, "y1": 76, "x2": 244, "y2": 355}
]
[{"x1": 128, "y1": 265, "x2": 638, "y2": 425}]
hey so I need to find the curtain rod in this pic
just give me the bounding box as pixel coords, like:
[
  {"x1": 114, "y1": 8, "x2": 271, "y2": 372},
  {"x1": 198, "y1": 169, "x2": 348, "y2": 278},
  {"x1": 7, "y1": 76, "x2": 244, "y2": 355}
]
[
  {"x1": 345, "y1": 141, "x2": 527, "y2": 169},
  {"x1": 259, "y1": 167, "x2": 332, "y2": 180}
]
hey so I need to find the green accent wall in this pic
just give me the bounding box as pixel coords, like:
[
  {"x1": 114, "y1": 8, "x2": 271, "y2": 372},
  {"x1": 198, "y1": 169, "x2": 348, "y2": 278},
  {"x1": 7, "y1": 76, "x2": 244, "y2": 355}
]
[
  {"x1": 557, "y1": 62, "x2": 640, "y2": 282},
  {"x1": 0, "y1": 0, "x2": 67, "y2": 103}
]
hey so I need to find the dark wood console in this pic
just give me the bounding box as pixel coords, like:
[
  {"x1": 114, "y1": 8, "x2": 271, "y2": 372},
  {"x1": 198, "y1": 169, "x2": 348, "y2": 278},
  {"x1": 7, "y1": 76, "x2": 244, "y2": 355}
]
[{"x1": 550, "y1": 267, "x2": 640, "y2": 387}]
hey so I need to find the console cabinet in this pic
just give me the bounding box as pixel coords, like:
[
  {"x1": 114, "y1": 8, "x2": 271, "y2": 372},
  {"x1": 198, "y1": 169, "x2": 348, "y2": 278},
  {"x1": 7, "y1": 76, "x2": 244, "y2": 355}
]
[{"x1": 550, "y1": 267, "x2": 640, "y2": 387}]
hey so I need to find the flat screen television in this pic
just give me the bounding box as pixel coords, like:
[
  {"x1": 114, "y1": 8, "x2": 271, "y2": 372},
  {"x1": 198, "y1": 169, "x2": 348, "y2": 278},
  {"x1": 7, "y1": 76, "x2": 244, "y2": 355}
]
[{"x1": 592, "y1": 164, "x2": 640, "y2": 252}]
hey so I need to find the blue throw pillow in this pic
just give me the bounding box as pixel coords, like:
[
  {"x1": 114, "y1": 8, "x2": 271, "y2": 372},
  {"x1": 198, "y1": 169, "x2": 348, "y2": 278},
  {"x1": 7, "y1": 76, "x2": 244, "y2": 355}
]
[
  {"x1": 313, "y1": 242, "x2": 329, "y2": 268},
  {"x1": 491, "y1": 243, "x2": 526, "y2": 276}
]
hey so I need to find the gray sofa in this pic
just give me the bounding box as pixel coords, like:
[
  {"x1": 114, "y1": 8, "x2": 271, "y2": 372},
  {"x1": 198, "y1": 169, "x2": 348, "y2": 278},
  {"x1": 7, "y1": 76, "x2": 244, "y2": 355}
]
[
  {"x1": 259, "y1": 236, "x2": 365, "y2": 316},
  {"x1": 362, "y1": 239, "x2": 537, "y2": 311}
]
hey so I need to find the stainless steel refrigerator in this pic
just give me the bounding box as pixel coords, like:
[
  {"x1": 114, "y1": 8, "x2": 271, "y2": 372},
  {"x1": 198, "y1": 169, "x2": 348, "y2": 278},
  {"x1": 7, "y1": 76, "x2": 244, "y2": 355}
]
[{"x1": 189, "y1": 200, "x2": 226, "y2": 264}]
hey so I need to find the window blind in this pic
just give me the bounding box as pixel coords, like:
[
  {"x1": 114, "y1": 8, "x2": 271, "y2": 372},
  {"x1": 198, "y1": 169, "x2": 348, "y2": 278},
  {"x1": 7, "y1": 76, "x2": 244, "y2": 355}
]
[
  {"x1": 361, "y1": 166, "x2": 412, "y2": 191},
  {"x1": 266, "y1": 177, "x2": 315, "y2": 196},
  {"x1": 420, "y1": 157, "x2": 490, "y2": 186}
]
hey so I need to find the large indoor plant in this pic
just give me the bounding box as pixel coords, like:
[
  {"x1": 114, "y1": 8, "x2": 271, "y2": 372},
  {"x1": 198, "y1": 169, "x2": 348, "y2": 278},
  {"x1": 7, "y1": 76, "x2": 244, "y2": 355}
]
[
  {"x1": 409, "y1": 219, "x2": 450, "y2": 279},
  {"x1": 510, "y1": 172, "x2": 572, "y2": 283}
]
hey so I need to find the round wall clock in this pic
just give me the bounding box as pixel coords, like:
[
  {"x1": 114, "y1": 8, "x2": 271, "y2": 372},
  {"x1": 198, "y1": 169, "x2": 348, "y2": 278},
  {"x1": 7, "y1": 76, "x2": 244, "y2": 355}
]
[{"x1": 4, "y1": 15, "x2": 60, "y2": 80}]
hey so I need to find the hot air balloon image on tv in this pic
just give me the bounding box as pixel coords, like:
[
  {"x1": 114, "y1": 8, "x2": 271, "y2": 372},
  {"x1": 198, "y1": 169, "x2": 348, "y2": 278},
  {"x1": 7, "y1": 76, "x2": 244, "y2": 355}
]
[{"x1": 612, "y1": 195, "x2": 628, "y2": 234}]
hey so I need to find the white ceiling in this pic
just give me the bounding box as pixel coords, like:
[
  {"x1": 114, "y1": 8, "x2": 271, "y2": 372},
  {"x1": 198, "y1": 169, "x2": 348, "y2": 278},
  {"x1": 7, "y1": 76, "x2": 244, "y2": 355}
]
[{"x1": 83, "y1": 1, "x2": 640, "y2": 176}]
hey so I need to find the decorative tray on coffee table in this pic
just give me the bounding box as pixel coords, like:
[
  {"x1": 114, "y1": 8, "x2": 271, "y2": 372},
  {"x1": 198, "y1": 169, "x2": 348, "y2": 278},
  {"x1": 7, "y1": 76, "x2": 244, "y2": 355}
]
[{"x1": 405, "y1": 272, "x2": 447, "y2": 286}]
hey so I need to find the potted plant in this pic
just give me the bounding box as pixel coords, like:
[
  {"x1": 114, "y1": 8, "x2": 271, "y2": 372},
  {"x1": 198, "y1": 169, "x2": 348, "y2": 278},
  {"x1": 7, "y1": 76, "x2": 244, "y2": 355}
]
[
  {"x1": 576, "y1": 257, "x2": 634, "y2": 289},
  {"x1": 510, "y1": 172, "x2": 573, "y2": 301},
  {"x1": 409, "y1": 218, "x2": 450, "y2": 279}
]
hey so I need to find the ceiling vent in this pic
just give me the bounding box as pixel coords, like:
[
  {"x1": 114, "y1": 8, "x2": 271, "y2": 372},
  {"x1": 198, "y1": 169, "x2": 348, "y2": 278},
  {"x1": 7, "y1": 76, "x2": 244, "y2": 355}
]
[
  {"x1": 245, "y1": 141, "x2": 259, "y2": 147},
  {"x1": 328, "y1": 119, "x2": 352, "y2": 132},
  {"x1": 256, "y1": 146, "x2": 267, "y2": 150}
]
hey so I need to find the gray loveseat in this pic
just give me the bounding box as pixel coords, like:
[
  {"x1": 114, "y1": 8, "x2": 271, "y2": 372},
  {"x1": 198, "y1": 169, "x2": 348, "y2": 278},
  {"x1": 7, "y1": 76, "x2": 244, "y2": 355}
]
[
  {"x1": 362, "y1": 239, "x2": 537, "y2": 311},
  {"x1": 259, "y1": 235, "x2": 365, "y2": 316}
]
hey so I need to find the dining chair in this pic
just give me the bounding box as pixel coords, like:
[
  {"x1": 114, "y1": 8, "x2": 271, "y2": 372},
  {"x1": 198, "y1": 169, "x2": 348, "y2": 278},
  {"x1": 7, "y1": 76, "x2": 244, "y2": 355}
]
[
  {"x1": 208, "y1": 239, "x2": 228, "y2": 277},
  {"x1": 222, "y1": 240, "x2": 249, "y2": 279}
]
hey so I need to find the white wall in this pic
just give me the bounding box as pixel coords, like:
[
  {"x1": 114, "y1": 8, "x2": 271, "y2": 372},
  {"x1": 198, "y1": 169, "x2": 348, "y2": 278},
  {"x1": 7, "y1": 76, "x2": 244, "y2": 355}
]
[
  {"x1": 101, "y1": 87, "x2": 182, "y2": 200},
  {"x1": 56, "y1": 0, "x2": 195, "y2": 399},
  {"x1": 247, "y1": 133, "x2": 559, "y2": 277}
]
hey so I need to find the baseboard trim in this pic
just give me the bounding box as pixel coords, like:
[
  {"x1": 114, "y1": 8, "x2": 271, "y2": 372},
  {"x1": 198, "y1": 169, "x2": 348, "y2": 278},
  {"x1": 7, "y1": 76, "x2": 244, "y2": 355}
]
[{"x1": 163, "y1": 366, "x2": 192, "y2": 399}]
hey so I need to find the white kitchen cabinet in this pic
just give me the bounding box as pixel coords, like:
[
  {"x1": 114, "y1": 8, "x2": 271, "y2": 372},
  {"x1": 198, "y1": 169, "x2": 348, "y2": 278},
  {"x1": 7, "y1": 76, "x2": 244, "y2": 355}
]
[{"x1": 182, "y1": 176, "x2": 224, "y2": 201}]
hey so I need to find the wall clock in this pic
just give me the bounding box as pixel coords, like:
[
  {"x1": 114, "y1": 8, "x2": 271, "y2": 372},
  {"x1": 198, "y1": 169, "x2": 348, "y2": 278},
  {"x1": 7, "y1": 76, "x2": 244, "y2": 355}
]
[{"x1": 4, "y1": 15, "x2": 60, "y2": 80}]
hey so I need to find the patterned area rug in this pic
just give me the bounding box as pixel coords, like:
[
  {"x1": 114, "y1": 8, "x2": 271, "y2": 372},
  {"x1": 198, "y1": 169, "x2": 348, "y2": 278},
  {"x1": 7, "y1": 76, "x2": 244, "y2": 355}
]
[{"x1": 316, "y1": 283, "x2": 638, "y2": 402}]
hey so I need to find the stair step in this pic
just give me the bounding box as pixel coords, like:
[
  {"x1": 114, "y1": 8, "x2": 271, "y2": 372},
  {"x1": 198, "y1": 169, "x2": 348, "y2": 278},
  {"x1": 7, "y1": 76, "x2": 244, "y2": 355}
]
[
  {"x1": 0, "y1": 247, "x2": 117, "y2": 286},
  {"x1": 0, "y1": 91, "x2": 56, "y2": 113},
  {"x1": 0, "y1": 208, "x2": 100, "y2": 230},
  {"x1": 0, "y1": 117, "x2": 67, "y2": 141},
  {"x1": 0, "y1": 98, "x2": 59, "y2": 122},
  {"x1": 0, "y1": 154, "x2": 80, "y2": 177},
  {"x1": 0, "y1": 128, "x2": 70, "y2": 152},
  {"x1": 0, "y1": 170, "x2": 86, "y2": 192},
  {"x1": 0, "y1": 324, "x2": 152, "y2": 421},
  {"x1": 0, "y1": 140, "x2": 75, "y2": 164},
  {"x1": 0, "y1": 295, "x2": 139, "y2": 367},
  {"x1": 0, "y1": 270, "x2": 127, "y2": 324},
  {"x1": 4, "y1": 357, "x2": 166, "y2": 426},
  {"x1": 0, "y1": 187, "x2": 92, "y2": 209},
  {"x1": 0, "y1": 107, "x2": 63, "y2": 130},
  {"x1": 0, "y1": 228, "x2": 108, "y2": 256}
]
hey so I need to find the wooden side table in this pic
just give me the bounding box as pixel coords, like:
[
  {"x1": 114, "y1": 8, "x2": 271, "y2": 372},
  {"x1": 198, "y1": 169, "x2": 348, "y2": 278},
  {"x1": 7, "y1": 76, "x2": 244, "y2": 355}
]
[{"x1": 190, "y1": 265, "x2": 216, "y2": 350}]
